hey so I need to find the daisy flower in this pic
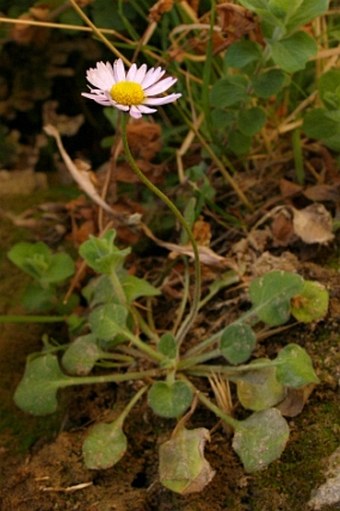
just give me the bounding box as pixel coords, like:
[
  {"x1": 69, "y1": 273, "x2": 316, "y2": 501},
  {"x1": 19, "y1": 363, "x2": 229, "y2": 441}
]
[{"x1": 82, "y1": 59, "x2": 181, "y2": 119}]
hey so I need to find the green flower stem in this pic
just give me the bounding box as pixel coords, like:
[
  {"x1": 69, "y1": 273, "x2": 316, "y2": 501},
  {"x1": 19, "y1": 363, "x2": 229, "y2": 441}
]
[
  {"x1": 172, "y1": 258, "x2": 190, "y2": 335},
  {"x1": 177, "y1": 349, "x2": 221, "y2": 370},
  {"x1": 110, "y1": 270, "x2": 159, "y2": 342},
  {"x1": 132, "y1": 308, "x2": 160, "y2": 343},
  {"x1": 186, "y1": 359, "x2": 277, "y2": 378},
  {"x1": 114, "y1": 385, "x2": 148, "y2": 427},
  {"x1": 96, "y1": 361, "x2": 131, "y2": 368},
  {"x1": 292, "y1": 128, "x2": 305, "y2": 185},
  {"x1": 121, "y1": 328, "x2": 166, "y2": 363},
  {"x1": 181, "y1": 376, "x2": 239, "y2": 430},
  {"x1": 109, "y1": 270, "x2": 127, "y2": 305},
  {"x1": 121, "y1": 116, "x2": 201, "y2": 345},
  {"x1": 98, "y1": 352, "x2": 134, "y2": 363},
  {"x1": 197, "y1": 271, "x2": 240, "y2": 311},
  {"x1": 184, "y1": 307, "x2": 259, "y2": 358},
  {"x1": 196, "y1": 389, "x2": 239, "y2": 430},
  {"x1": 0, "y1": 315, "x2": 65, "y2": 324},
  {"x1": 59, "y1": 368, "x2": 160, "y2": 388},
  {"x1": 183, "y1": 330, "x2": 222, "y2": 357}
]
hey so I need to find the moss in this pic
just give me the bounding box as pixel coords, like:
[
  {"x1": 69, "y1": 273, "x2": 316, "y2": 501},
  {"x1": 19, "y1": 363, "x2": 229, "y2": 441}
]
[{"x1": 248, "y1": 390, "x2": 339, "y2": 510}]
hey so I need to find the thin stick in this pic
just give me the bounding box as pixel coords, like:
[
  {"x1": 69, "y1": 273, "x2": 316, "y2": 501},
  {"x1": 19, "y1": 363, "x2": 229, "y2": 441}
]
[{"x1": 68, "y1": 0, "x2": 130, "y2": 65}]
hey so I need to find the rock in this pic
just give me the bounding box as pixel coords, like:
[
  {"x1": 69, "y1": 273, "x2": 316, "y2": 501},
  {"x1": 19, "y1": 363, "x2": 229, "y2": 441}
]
[{"x1": 308, "y1": 447, "x2": 340, "y2": 510}]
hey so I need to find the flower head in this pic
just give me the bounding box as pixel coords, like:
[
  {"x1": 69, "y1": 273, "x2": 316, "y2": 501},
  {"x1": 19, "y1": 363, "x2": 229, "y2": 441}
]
[{"x1": 82, "y1": 59, "x2": 181, "y2": 119}]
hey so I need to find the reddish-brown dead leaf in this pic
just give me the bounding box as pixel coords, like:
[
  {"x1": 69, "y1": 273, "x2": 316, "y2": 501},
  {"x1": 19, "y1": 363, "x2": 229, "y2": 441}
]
[
  {"x1": 279, "y1": 179, "x2": 302, "y2": 198},
  {"x1": 114, "y1": 160, "x2": 166, "y2": 184},
  {"x1": 193, "y1": 218, "x2": 212, "y2": 247},
  {"x1": 127, "y1": 121, "x2": 162, "y2": 161}
]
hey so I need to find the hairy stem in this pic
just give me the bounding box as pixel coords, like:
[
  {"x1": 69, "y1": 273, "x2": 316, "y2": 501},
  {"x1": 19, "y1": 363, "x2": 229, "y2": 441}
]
[{"x1": 120, "y1": 116, "x2": 201, "y2": 345}]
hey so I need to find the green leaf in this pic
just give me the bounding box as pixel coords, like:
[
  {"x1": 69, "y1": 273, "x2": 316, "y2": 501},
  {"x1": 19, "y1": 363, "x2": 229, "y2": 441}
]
[
  {"x1": 89, "y1": 303, "x2": 128, "y2": 342},
  {"x1": 236, "y1": 361, "x2": 286, "y2": 411},
  {"x1": 237, "y1": 0, "x2": 286, "y2": 32},
  {"x1": 211, "y1": 109, "x2": 235, "y2": 130},
  {"x1": 14, "y1": 354, "x2": 69, "y2": 415},
  {"x1": 21, "y1": 283, "x2": 55, "y2": 312},
  {"x1": 121, "y1": 274, "x2": 160, "y2": 303},
  {"x1": 275, "y1": 344, "x2": 319, "y2": 387},
  {"x1": 270, "y1": 31, "x2": 317, "y2": 72},
  {"x1": 220, "y1": 323, "x2": 256, "y2": 364},
  {"x1": 83, "y1": 421, "x2": 127, "y2": 469},
  {"x1": 286, "y1": 0, "x2": 330, "y2": 33},
  {"x1": 8, "y1": 241, "x2": 51, "y2": 280},
  {"x1": 79, "y1": 229, "x2": 131, "y2": 274},
  {"x1": 232, "y1": 408, "x2": 290, "y2": 472},
  {"x1": 159, "y1": 427, "x2": 215, "y2": 494},
  {"x1": 82, "y1": 275, "x2": 116, "y2": 307},
  {"x1": 252, "y1": 69, "x2": 286, "y2": 98},
  {"x1": 62, "y1": 334, "x2": 102, "y2": 375},
  {"x1": 237, "y1": 0, "x2": 268, "y2": 8},
  {"x1": 303, "y1": 108, "x2": 340, "y2": 139},
  {"x1": 291, "y1": 280, "x2": 329, "y2": 323},
  {"x1": 319, "y1": 70, "x2": 340, "y2": 109},
  {"x1": 238, "y1": 107, "x2": 266, "y2": 136},
  {"x1": 303, "y1": 108, "x2": 340, "y2": 150},
  {"x1": 91, "y1": 0, "x2": 136, "y2": 31},
  {"x1": 228, "y1": 130, "x2": 252, "y2": 156},
  {"x1": 210, "y1": 76, "x2": 248, "y2": 108},
  {"x1": 41, "y1": 253, "x2": 75, "y2": 284},
  {"x1": 225, "y1": 40, "x2": 261, "y2": 68},
  {"x1": 7, "y1": 241, "x2": 74, "y2": 284},
  {"x1": 267, "y1": 0, "x2": 303, "y2": 20},
  {"x1": 158, "y1": 332, "x2": 177, "y2": 359},
  {"x1": 249, "y1": 270, "x2": 304, "y2": 326},
  {"x1": 148, "y1": 381, "x2": 193, "y2": 418}
]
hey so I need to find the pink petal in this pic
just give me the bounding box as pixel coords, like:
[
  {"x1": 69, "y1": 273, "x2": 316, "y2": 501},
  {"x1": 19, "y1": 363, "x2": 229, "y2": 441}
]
[
  {"x1": 141, "y1": 67, "x2": 165, "y2": 89},
  {"x1": 129, "y1": 106, "x2": 143, "y2": 119},
  {"x1": 127, "y1": 63, "x2": 137, "y2": 81},
  {"x1": 137, "y1": 104, "x2": 158, "y2": 114},
  {"x1": 114, "y1": 59, "x2": 126, "y2": 82},
  {"x1": 134, "y1": 63, "x2": 147, "y2": 84},
  {"x1": 144, "y1": 93, "x2": 181, "y2": 106},
  {"x1": 144, "y1": 76, "x2": 177, "y2": 96}
]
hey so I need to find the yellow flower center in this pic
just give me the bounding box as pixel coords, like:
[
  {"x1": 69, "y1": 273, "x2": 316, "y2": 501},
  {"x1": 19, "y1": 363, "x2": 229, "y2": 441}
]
[{"x1": 110, "y1": 81, "x2": 145, "y2": 105}]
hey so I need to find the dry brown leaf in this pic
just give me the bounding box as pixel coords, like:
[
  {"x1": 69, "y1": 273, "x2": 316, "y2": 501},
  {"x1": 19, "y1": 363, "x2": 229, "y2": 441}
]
[
  {"x1": 141, "y1": 223, "x2": 237, "y2": 268},
  {"x1": 292, "y1": 204, "x2": 334, "y2": 244},
  {"x1": 279, "y1": 178, "x2": 302, "y2": 198},
  {"x1": 44, "y1": 124, "x2": 114, "y2": 215},
  {"x1": 271, "y1": 209, "x2": 296, "y2": 247},
  {"x1": 303, "y1": 184, "x2": 340, "y2": 203},
  {"x1": 192, "y1": 217, "x2": 212, "y2": 246},
  {"x1": 276, "y1": 385, "x2": 315, "y2": 417},
  {"x1": 29, "y1": 6, "x2": 50, "y2": 20},
  {"x1": 149, "y1": 0, "x2": 174, "y2": 22},
  {"x1": 127, "y1": 121, "x2": 162, "y2": 160},
  {"x1": 114, "y1": 160, "x2": 166, "y2": 184}
]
